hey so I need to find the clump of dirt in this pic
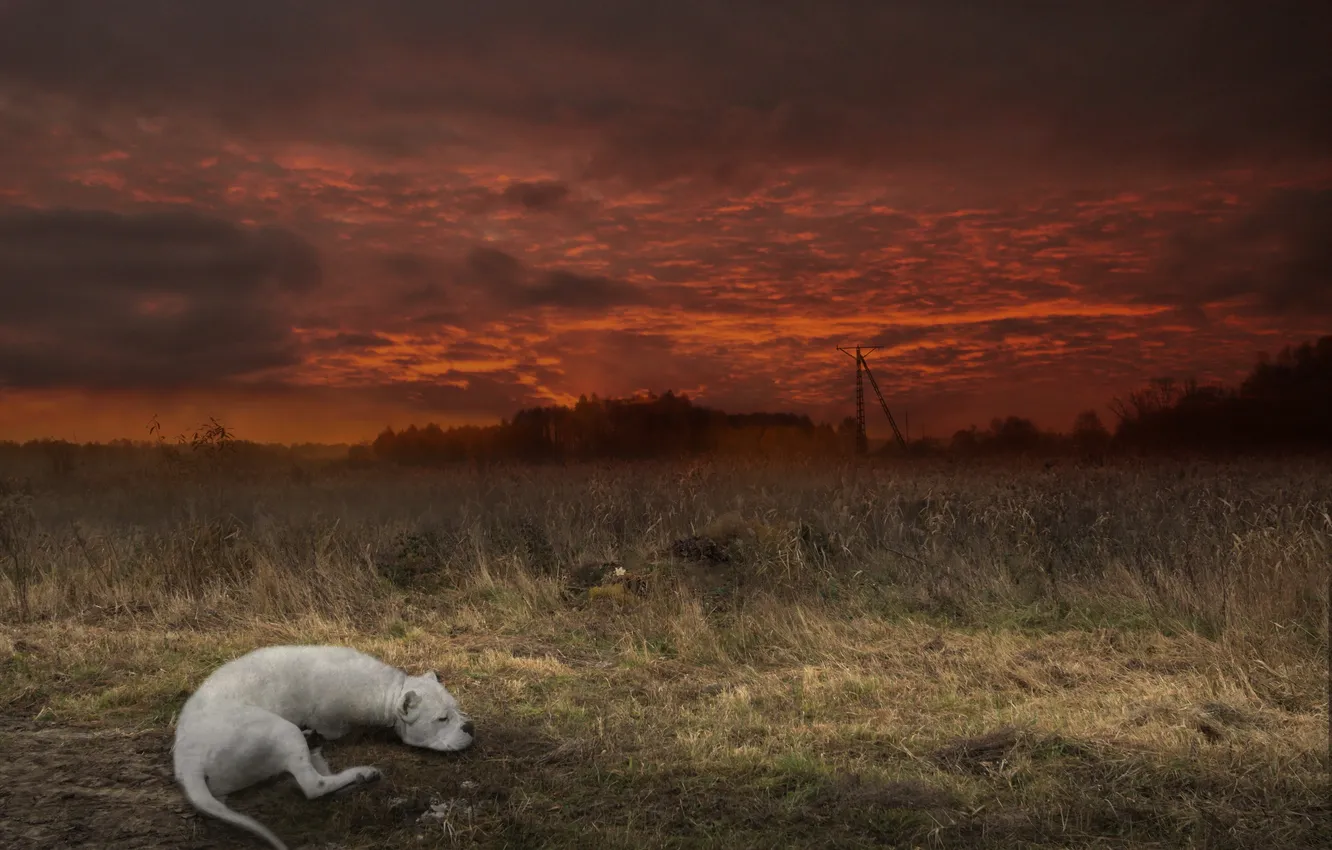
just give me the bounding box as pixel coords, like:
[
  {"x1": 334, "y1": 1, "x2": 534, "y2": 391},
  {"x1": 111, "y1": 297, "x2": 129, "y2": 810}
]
[
  {"x1": 668, "y1": 511, "x2": 751, "y2": 567},
  {"x1": 932, "y1": 726, "x2": 1107, "y2": 781},
  {"x1": 663, "y1": 511, "x2": 835, "y2": 609},
  {"x1": 563, "y1": 560, "x2": 621, "y2": 596},
  {"x1": 669, "y1": 535, "x2": 732, "y2": 564},
  {"x1": 1122, "y1": 699, "x2": 1268, "y2": 743},
  {"x1": 1199, "y1": 701, "x2": 1252, "y2": 726},
  {"x1": 374, "y1": 529, "x2": 452, "y2": 589},
  {"x1": 932, "y1": 726, "x2": 1027, "y2": 774},
  {"x1": 1192, "y1": 700, "x2": 1265, "y2": 742}
]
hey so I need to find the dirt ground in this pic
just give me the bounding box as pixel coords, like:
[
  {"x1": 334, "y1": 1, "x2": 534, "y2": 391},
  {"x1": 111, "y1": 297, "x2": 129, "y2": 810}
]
[
  {"x1": 0, "y1": 716, "x2": 227, "y2": 849},
  {"x1": 0, "y1": 714, "x2": 531, "y2": 850},
  {"x1": 3, "y1": 696, "x2": 1329, "y2": 850},
  {"x1": 0, "y1": 710, "x2": 979, "y2": 850}
]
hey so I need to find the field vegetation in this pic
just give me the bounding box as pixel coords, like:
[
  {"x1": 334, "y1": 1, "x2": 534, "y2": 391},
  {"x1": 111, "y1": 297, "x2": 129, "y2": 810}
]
[{"x1": 0, "y1": 442, "x2": 1328, "y2": 848}]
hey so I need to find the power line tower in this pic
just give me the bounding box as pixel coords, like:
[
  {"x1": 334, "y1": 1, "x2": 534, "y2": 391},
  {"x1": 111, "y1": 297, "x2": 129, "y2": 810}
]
[
  {"x1": 837, "y1": 345, "x2": 873, "y2": 455},
  {"x1": 837, "y1": 345, "x2": 908, "y2": 454}
]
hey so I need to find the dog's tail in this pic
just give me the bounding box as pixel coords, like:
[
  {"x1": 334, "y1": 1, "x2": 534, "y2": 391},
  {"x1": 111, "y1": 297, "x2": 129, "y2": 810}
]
[{"x1": 174, "y1": 749, "x2": 288, "y2": 850}]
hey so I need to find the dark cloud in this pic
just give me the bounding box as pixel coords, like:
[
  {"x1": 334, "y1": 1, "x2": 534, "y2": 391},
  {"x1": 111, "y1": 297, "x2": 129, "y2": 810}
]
[
  {"x1": 1059, "y1": 187, "x2": 1332, "y2": 318},
  {"x1": 0, "y1": 207, "x2": 320, "y2": 389},
  {"x1": 1, "y1": 2, "x2": 1327, "y2": 186},
  {"x1": 463, "y1": 247, "x2": 525, "y2": 290},
  {"x1": 442, "y1": 247, "x2": 650, "y2": 318},
  {"x1": 1159, "y1": 187, "x2": 1332, "y2": 316},
  {"x1": 501, "y1": 180, "x2": 570, "y2": 211},
  {"x1": 521, "y1": 269, "x2": 648, "y2": 311},
  {"x1": 381, "y1": 251, "x2": 432, "y2": 281},
  {"x1": 359, "y1": 245, "x2": 660, "y2": 338},
  {"x1": 310, "y1": 332, "x2": 396, "y2": 352},
  {"x1": 0, "y1": 1, "x2": 363, "y2": 122}
]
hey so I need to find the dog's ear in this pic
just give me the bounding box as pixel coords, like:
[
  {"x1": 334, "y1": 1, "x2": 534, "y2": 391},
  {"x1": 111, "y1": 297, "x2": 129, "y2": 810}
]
[{"x1": 399, "y1": 690, "x2": 422, "y2": 717}]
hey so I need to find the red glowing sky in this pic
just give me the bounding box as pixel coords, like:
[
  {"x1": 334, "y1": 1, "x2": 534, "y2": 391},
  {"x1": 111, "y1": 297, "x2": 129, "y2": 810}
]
[{"x1": 1, "y1": 2, "x2": 1330, "y2": 444}]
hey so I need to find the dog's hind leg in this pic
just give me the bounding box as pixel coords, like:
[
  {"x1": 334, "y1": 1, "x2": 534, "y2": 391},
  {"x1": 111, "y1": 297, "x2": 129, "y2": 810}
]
[
  {"x1": 276, "y1": 723, "x2": 380, "y2": 799},
  {"x1": 291, "y1": 757, "x2": 380, "y2": 799}
]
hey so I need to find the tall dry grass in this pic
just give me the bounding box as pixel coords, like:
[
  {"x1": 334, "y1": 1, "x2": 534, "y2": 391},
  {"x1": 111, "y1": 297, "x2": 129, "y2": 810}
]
[{"x1": 1, "y1": 454, "x2": 1326, "y2": 664}]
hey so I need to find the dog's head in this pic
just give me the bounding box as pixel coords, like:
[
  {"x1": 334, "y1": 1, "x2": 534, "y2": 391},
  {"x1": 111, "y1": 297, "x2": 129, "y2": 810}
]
[{"x1": 394, "y1": 671, "x2": 475, "y2": 752}]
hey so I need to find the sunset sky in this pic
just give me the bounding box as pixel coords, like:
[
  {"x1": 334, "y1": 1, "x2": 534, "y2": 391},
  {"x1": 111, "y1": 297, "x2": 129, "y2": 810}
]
[{"x1": 1, "y1": 1, "x2": 1329, "y2": 444}]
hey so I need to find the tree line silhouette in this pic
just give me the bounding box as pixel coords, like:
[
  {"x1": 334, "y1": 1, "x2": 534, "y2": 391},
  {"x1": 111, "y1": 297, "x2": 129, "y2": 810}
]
[
  {"x1": 367, "y1": 391, "x2": 845, "y2": 464},
  {"x1": 2, "y1": 334, "x2": 1327, "y2": 472},
  {"x1": 365, "y1": 334, "x2": 1332, "y2": 465},
  {"x1": 1105, "y1": 333, "x2": 1332, "y2": 454}
]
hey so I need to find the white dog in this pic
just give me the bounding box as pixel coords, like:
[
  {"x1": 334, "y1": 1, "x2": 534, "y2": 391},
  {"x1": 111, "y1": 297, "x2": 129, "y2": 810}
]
[{"x1": 172, "y1": 644, "x2": 475, "y2": 849}]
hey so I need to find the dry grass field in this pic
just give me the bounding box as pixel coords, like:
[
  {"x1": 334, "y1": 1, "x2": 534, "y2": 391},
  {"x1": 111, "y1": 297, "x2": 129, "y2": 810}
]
[{"x1": 0, "y1": 453, "x2": 1328, "y2": 849}]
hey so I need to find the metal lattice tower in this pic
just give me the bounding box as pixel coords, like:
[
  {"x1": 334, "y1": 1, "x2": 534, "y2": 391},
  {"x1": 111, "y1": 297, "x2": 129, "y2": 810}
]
[
  {"x1": 838, "y1": 345, "x2": 874, "y2": 454},
  {"x1": 854, "y1": 350, "x2": 867, "y2": 454},
  {"x1": 838, "y1": 345, "x2": 907, "y2": 454}
]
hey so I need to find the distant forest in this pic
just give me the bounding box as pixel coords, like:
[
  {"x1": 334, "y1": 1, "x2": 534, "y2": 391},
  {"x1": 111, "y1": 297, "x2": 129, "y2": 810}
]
[{"x1": 366, "y1": 334, "x2": 1332, "y2": 465}]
